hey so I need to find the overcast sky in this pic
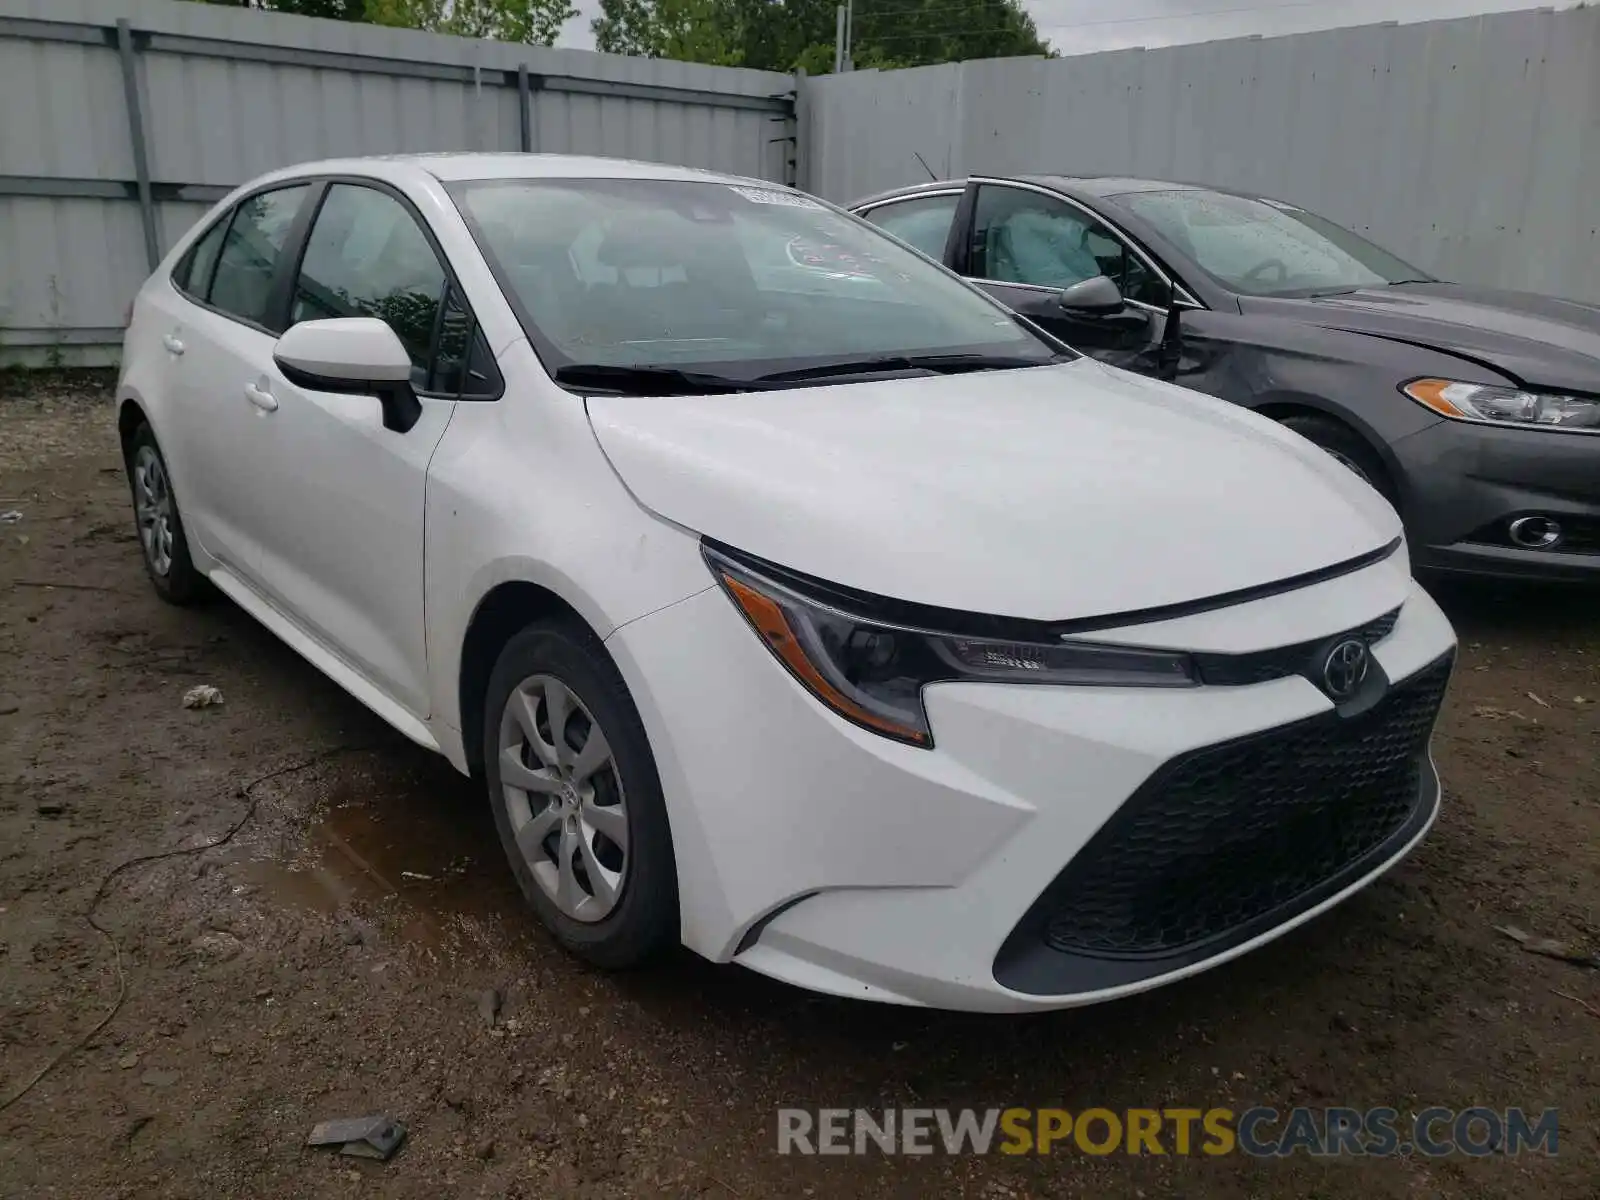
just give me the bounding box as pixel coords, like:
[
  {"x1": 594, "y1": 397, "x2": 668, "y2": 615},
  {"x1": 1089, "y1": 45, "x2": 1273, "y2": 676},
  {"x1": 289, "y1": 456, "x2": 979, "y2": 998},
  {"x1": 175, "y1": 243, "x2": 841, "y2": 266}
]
[{"x1": 553, "y1": 0, "x2": 1567, "y2": 54}]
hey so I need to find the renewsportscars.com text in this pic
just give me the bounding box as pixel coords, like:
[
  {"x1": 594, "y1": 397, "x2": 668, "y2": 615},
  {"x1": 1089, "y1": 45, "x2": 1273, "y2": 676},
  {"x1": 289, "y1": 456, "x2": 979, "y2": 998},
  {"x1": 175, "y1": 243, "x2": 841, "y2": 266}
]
[{"x1": 776, "y1": 1106, "x2": 1559, "y2": 1158}]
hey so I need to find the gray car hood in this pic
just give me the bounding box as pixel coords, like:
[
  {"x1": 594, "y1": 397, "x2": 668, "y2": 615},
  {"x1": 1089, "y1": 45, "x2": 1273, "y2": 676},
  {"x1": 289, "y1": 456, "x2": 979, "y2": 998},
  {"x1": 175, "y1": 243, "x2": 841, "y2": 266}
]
[{"x1": 1241, "y1": 283, "x2": 1600, "y2": 394}]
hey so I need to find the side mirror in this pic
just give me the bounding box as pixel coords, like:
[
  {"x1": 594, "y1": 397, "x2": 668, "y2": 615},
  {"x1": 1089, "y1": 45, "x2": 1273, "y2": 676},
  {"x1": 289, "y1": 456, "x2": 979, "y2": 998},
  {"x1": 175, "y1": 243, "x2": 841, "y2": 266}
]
[
  {"x1": 1056, "y1": 275, "x2": 1125, "y2": 315},
  {"x1": 273, "y1": 318, "x2": 422, "y2": 433}
]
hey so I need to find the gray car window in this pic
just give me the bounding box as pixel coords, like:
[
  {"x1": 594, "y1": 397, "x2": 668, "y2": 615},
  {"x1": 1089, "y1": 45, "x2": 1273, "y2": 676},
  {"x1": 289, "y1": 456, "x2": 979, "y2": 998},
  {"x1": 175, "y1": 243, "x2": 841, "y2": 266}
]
[
  {"x1": 1113, "y1": 189, "x2": 1426, "y2": 297},
  {"x1": 862, "y1": 194, "x2": 960, "y2": 261},
  {"x1": 974, "y1": 186, "x2": 1171, "y2": 306},
  {"x1": 973, "y1": 187, "x2": 1103, "y2": 289}
]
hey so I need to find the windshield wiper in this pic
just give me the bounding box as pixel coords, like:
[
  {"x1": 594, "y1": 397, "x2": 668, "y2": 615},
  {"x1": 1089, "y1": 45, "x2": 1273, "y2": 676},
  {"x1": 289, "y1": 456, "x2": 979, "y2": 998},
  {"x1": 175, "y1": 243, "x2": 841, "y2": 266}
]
[
  {"x1": 555, "y1": 353, "x2": 1064, "y2": 395},
  {"x1": 552, "y1": 363, "x2": 754, "y2": 396},
  {"x1": 754, "y1": 353, "x2": 1063, "y2": 385}
]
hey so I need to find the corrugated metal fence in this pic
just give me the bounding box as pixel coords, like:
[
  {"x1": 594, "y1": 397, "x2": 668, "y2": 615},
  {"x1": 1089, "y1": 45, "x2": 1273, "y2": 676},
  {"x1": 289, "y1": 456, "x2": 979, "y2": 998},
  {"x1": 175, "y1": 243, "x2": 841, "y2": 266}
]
[
  {"x1": 5, "y1": 2, "x2": 1599, "y2": 363},
  {"x1": 0, "y1": 0, "x2": 796, "y2": 364},
  {"x1": 800, "y1": 6, "x2": 1600, "y2": 307}
]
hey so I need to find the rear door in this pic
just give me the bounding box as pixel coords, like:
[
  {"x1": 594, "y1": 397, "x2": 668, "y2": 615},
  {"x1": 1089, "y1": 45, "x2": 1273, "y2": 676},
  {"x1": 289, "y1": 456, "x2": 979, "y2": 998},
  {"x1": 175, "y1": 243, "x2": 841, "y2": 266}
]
[
  {"x1": 157, "y1": 183, "x2": 314, "y2": 578},
  {"x1": 245, "y1": 180, "x2": 499, "y2": 717}
]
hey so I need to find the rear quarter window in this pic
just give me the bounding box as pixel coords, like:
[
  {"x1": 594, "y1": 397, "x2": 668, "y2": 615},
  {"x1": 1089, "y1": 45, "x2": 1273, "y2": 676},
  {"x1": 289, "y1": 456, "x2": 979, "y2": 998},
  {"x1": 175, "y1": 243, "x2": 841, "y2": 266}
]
[{"x1": 173, "y1": 214, "x2": 229, "y2": 300}]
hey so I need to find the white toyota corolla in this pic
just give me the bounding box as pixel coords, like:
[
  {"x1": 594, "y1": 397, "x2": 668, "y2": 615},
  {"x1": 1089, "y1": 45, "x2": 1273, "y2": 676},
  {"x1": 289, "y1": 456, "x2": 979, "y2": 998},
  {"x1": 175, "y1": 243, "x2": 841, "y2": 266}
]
[{"x1": 117, "y1": 154, "x2": 1456, "y2": 1012}]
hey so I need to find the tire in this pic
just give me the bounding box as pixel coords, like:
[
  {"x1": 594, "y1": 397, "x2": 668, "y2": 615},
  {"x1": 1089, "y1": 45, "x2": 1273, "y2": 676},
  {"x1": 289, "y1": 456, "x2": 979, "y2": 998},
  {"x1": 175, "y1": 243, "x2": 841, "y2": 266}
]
[
  {"x1": 482, "y1": 618, "x2": 679, "y2": 969},
  {"x1": 125, "y1": 421, "x2": 206, "y2": 605},
  {"x1": 1277, "y1": 414, "x2": 1395, "y2": 502}
]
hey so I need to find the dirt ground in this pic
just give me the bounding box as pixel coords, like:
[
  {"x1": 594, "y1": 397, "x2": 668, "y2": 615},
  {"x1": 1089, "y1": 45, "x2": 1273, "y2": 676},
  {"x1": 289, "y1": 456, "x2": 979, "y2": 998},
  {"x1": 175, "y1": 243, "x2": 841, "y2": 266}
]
[{"x1": 1, "y1": 374, "x2": 1596, "y2": 1199}]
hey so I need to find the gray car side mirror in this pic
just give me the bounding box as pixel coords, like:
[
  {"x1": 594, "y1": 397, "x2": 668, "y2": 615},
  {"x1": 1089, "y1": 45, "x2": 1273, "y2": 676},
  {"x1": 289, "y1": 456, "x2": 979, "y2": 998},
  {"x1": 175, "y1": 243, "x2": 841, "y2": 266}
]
[{"x1": 1057, "y1": 275, "x2": 1126, "y2": 314}]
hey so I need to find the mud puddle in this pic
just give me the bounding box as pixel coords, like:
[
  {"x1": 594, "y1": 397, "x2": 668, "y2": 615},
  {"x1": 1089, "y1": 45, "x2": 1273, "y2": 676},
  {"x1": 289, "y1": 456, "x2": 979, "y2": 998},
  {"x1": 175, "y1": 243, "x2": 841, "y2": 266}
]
[{"x1": 228, "y1": 753, "x2": 532, "y2": 966}]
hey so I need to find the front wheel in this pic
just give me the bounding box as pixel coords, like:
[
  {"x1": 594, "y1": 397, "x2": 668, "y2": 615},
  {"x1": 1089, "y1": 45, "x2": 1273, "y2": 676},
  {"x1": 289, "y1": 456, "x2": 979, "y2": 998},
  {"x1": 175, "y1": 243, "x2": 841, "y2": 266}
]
[
  {"x1": 482, "y1": 619, "x2": 679, "y2": 969},
  {"x1": 1277, "y1": 414, "x2": 1394, "y2": 502}
]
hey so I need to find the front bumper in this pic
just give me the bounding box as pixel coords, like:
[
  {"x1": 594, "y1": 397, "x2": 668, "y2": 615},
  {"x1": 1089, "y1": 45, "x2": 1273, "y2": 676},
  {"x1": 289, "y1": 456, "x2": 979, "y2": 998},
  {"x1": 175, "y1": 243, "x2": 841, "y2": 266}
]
[
  {"x1": 1392, "y1": 418, "x2": 1600, "y2": 582},
  {"x1": 605, "y1": 559, "x2": 1457, "y2": 1013}
]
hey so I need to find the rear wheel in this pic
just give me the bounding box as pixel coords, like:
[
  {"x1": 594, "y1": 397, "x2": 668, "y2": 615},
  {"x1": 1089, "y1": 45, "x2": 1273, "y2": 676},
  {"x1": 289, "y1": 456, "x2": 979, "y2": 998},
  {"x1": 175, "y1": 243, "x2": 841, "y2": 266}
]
[
  {"x1": 1278, "y1": 414, "x2": 1394, "y2": 501},
  {"x1": 125, "y1": 422, "x2": 205, "y2": 604},
  {"x1": 482, "y1": 619, "x2": 678, "y2": 968}
]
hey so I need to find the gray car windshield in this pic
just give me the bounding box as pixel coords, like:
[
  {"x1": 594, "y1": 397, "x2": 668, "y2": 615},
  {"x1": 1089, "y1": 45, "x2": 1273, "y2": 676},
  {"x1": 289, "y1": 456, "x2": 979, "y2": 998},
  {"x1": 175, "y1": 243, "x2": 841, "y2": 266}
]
[
  {"x1": 451, "y1": 177, "x2": 1064, "y2": 383},
  {"x1": 1112, "y1": 189, "x2": 1429, "y2": 298}
]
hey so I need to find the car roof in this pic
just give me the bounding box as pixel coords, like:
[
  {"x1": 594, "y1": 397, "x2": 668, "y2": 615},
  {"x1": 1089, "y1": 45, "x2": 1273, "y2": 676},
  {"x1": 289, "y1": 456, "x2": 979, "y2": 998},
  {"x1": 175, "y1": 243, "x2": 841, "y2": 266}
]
[
  {"x1": 251, "y1": 152, "x2": 778, "y2": 189},
  {"x1": 850, "y1": 174, "x2": 1226, "y2": 208},
  {"x1": 1027, "y1": 175, "x2": 1210, "y2": 198}
]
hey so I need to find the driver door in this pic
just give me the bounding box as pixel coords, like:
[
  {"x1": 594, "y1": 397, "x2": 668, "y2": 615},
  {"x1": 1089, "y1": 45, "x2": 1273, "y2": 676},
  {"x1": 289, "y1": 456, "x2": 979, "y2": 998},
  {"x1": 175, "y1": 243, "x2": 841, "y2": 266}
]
[
  {"x1": 245, "y1": 182, "x2": 477, "y2": 718},
  {"x1": 960, "y1": 183, "x2": 1166, "y2": 370}
]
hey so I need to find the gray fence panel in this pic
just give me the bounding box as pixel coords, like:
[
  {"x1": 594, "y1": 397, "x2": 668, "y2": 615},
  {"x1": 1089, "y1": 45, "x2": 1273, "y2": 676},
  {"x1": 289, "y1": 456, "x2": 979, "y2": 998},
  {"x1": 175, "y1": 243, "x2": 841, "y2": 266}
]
[
  {"x1": 803, "y1": 7, "x2": 1600, "y2": 307},
  {"x1": 0, "y1": 0, "x2": 795, "y2": 365}
]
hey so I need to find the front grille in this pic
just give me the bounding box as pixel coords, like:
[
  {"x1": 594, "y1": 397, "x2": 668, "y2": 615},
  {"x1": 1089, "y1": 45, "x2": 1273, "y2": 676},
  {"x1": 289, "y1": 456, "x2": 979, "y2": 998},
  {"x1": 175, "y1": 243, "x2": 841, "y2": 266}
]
[
  {"x1": 1036, "y1": 653, "x2": 1452, "y2": 958},
  {"x1": 1193, "y1": 606, "x2": 1400, "y2": 687}
]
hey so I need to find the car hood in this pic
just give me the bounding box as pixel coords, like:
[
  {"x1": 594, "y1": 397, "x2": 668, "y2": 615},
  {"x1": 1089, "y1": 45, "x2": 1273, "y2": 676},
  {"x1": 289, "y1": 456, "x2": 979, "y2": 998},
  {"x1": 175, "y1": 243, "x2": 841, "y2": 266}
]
[
  {"x1": 1241, "y1": 283, "x2": 1600, "y2": 393},
  {"x1": 585, "y1": 359, "x2": 1402, "y2": 623}
]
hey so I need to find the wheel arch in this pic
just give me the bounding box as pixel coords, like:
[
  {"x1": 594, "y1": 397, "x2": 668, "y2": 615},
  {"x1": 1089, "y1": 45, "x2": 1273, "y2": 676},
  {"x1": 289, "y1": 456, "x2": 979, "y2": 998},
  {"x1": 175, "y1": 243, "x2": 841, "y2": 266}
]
[
  {"x1": 456, "y1": 579, "x2": 604, "y2": 777},
  {"x1": 117, "y1": 395, "x2": 150, "y2": 460},
  {"x1": 1248, "y1": 392, "x2": 1406, "y2": 508}
]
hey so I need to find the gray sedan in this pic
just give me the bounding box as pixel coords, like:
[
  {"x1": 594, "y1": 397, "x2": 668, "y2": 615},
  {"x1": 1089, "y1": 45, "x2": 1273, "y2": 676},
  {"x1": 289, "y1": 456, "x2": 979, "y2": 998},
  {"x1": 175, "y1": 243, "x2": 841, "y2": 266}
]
[{"x1": 850, "y1": 175, "x2": 1600, "y2": 583}]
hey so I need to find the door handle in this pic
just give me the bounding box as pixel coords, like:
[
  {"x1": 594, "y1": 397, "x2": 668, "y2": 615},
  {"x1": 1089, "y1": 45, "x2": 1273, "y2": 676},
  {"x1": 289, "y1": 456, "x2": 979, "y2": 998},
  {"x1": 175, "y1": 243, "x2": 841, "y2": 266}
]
[
  {"x1": 162, "y1": 334, "x2": 185, "y2": 356},
  {"x1": 243, "y1": 382, "x2": 278, "y2": 412}
]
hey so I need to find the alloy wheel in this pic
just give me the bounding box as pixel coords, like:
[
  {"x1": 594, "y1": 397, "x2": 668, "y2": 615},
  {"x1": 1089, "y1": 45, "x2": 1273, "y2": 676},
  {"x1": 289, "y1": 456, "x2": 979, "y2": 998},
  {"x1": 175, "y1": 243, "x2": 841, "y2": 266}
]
[
  {"x1": 133, "y1": 445, "x2": 175, "y2": 577},
  {"x1": 497, "y1": 673, "x2": 628, "y2": 923},
  {"x1": 1317, "y1": 444, "x2": 1374, "y2": 486}
]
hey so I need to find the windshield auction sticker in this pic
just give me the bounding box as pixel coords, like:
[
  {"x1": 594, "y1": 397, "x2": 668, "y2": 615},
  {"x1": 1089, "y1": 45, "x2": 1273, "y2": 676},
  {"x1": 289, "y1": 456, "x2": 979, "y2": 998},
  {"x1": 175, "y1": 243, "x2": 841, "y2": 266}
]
[{"x1": 727, "y1": 185, "x2": 825, "y2": 210}]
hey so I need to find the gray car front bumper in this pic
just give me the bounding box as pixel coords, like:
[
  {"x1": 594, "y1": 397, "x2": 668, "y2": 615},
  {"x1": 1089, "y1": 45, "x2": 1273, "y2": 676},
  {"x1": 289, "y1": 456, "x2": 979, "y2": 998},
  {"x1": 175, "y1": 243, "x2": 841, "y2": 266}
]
[{"x1": 1390, "y1": 418, "x2": 1600, "y2": 582}]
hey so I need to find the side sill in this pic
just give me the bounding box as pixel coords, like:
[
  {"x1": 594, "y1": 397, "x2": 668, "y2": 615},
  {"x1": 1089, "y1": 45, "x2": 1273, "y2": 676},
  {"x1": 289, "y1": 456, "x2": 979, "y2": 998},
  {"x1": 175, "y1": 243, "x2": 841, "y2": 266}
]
[{"x1": 207, "y1": 565, "x2": 441, "y2": 754}]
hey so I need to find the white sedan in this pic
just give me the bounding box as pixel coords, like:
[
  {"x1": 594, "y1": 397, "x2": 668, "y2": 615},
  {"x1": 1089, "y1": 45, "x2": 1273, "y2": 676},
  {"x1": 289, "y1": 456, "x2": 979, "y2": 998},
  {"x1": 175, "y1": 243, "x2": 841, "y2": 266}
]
[{"x1": 116, "y1": 154, "x2": 1457, "y2": 1012}]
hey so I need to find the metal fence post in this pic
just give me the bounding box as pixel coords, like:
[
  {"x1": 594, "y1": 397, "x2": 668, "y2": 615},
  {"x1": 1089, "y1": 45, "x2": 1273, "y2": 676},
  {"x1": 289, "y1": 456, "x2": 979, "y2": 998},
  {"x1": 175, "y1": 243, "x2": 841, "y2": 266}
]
[
  {"x1": 115, "y1": 18, "x2": 160, "y2": 271},
  {"x1": 790, "y1": 69, "x2": 808, "y2": 193},
  {"x1": 517, "y1": 64, "x2": 533, "y2": 153}
]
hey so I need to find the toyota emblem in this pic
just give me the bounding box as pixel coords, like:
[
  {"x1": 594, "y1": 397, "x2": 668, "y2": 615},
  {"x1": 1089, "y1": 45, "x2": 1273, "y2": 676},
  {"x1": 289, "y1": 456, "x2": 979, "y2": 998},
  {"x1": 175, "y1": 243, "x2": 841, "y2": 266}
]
[{"x1": 1321, "y1": 638, "x2": 1370, "y2": 700}]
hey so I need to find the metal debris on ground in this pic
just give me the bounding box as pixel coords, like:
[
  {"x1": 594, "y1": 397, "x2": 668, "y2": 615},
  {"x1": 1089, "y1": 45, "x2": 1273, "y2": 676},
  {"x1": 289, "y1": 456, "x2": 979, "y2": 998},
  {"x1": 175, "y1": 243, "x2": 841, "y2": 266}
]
[
  {"x1": 181, "y1": 685, "x2": 224, "y2": 709},
  {"x1": 478, "y1": 987, "x2": 501, "y2": 1028},
  {"x1": 306, "y1": 1115, "x2": 407, "y2": 1161},
  {"x1": 1526, "y1": 691, "x2": 1551, "y2": 707},
  {"x1": 0, "y1": 510, "x2": 22, "y2": 524},
  {"x1": 399, "y1": 870, "x2": 433, "y2": 881},
  {"x1": 1473, "y1": 706, "x2": 1530, "y2": 722},
  {"x1": 1495, "y1": 924, "x2": 1600, "y2": 970}
]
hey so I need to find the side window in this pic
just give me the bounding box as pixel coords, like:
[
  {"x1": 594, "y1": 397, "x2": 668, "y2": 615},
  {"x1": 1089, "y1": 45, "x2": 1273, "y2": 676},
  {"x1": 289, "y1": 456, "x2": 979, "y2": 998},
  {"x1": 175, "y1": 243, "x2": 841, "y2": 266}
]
[
  {"x1": 862, "y1": 194, "x2": 960, "y2": 261},
  {"x1": 174, "y1": 213, "x2": 228, "y2": 301},
  {"x1": 428, "y1": 284, "x2": 502, "y2": 399},
  {"x1": 1082, "y1": 226, "x2": 1171, "y2": 308},
  {"x1": 974, "y1": 186, "x2": 1175, "y2": 305},
  {"x1": 972, "y1": 186, "x2": 1103, "y2": 289},
  {"x1": 208, "y1": 184, "x2": 310, "y2": 328},
  {"x1": 461, "y1": 329, "x2": 501, "y2": 399},
  {"x1": 290, "y1": 184, "x2": 447, "y2": 386}
]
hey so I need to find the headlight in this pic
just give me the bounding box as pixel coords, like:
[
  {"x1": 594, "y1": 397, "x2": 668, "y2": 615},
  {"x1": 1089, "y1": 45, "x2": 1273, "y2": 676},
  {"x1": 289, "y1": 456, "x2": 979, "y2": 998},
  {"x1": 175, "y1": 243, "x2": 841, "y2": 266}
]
[
  {"x1": 704, "y1": 546, "x2": 1196, "y2": 747},
  {"x1": 1403, "y1": 379, "x2": 1600, "y2": 433}
]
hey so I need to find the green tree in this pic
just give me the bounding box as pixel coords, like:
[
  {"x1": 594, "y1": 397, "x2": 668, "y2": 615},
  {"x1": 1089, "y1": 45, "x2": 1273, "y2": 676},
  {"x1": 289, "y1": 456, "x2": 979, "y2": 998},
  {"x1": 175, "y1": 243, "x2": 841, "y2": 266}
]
[
  {"x1": 195, "y1": 0, "x2": 577, "y2": 46},
  {"x1": 592, "y1": 0, "x2": 1049, "y2": 72}
]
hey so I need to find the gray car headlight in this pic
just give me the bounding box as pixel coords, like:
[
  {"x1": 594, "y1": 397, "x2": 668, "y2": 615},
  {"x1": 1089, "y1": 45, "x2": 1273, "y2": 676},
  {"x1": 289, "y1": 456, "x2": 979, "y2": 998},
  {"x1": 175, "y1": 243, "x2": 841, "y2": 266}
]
[
  {"x1": 1403, "y1": 378, "x2": 1600, "y2": 433},
  {"x1": 704, "y1": 545, "x2": 1196, "y2": 748}
]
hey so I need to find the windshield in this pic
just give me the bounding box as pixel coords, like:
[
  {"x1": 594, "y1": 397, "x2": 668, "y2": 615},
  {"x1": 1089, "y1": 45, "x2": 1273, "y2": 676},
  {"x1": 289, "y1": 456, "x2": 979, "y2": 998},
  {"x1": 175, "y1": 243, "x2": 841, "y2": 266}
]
[
  {"x1": 450, "y1": 177, "x2": 1064, "y2": 385},
  {"x1": 1110, "y1": 189, "x2": 1429, "y2": 298}
]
